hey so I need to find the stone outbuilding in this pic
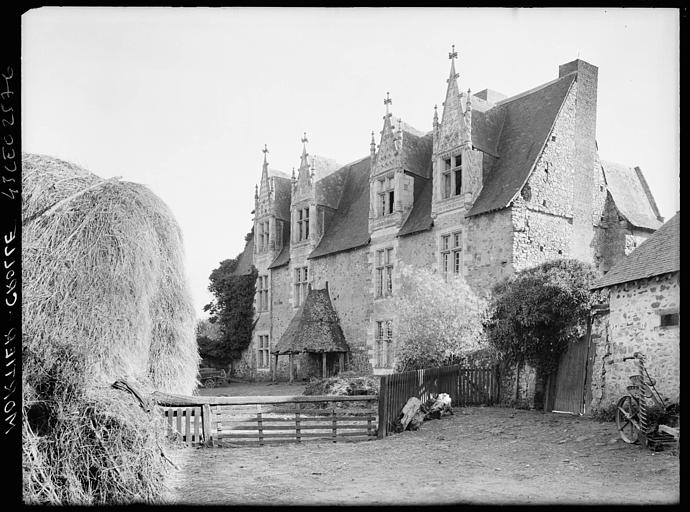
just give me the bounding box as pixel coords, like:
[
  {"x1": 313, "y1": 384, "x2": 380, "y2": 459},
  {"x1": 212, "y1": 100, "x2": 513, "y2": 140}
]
[
  {"x1": 589, "y1": 212, "x2": 680, "y2": 413},
  {"x1": 272, "y1": 283, "x2": 350, "y2": 381}
]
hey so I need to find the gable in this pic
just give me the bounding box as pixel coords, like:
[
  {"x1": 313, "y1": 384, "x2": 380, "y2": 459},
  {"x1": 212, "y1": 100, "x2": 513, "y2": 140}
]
[
  {"x1": 467, "y1": 73, "x2": 576, "y2": 217},
  {"x1": 601, "y1": 161, "x2": 663, "y2": 231}
]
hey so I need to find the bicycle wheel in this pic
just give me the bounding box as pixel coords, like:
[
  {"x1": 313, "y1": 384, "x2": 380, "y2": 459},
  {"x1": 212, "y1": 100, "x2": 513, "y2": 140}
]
[{"x1": 616, "y1": 395, "x2": 640, "y2": 444}]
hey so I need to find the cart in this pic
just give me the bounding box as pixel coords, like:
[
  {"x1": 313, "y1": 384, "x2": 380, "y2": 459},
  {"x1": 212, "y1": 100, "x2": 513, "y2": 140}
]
[
  {"x1": 198, "y1": 367, "x2": 228, "y2": 388},
  {"x1": 610, "y1": 352, "x2": 679, "y2": 451}
]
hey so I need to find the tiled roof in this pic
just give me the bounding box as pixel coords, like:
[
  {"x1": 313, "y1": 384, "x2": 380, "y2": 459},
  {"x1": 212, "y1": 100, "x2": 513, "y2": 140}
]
[
  {"x1": 233, "y1": 234, "x2": 255, "y2": 276},
  {"x1": 272, "y1": 286, "x2": 349, "y2": 354},
  {"x1": 398, "y1": 175, "x2": 433, "y2": 237},
  {"x1": 601, "y1": 161, "x2": 663, "y2": 231},
  {"x1": 308, "y1": 156, "x2": 371, "y2": 259},
  {"x1": 467, "y1": 73, "x2": 576, "y2": 217},
  {"x1": 592, "y1": 212, "x2": 680, "y2": 289}
]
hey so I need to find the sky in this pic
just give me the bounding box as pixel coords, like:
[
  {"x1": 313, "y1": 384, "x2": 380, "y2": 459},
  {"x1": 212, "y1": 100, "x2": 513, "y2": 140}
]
[{"x1": 21, "y1": 7, "x2": 680, "y2": 319}]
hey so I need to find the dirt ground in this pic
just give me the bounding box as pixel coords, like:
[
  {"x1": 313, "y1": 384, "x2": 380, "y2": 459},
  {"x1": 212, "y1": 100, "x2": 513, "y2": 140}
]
[{"x1": 164, "y1": 404, "x2": 679, "y2": 505}]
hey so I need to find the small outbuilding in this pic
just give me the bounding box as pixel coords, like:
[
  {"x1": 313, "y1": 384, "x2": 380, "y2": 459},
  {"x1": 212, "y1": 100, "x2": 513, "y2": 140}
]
[
  {"x1": 272, "y1": 283, "x2": 350, "y2": 382},
  {"x1": 589, "y1": 212, "x2": 680, "y2": 412}
]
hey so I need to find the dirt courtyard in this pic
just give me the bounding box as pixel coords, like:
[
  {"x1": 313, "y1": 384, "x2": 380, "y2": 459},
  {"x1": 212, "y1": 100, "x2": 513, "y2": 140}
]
[{"x1": 165, "y1": 405, "x2": 679, "y2": 505}]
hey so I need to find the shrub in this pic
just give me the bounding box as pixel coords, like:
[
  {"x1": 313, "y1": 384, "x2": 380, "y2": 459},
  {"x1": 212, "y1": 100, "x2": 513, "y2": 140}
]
[{"x1": 393, "y1": 264, "x2": 486, "y2": 372}]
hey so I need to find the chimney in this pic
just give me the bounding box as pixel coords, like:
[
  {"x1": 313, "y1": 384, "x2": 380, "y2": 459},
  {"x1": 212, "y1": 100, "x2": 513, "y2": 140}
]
[{"x1": 559, "y1": 58, "x2": 599, "y2": 261}]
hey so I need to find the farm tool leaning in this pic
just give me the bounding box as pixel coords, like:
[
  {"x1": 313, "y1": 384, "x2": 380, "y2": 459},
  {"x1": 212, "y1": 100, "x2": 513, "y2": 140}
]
[{"x1": 608, "y1": 352, "x2": 679, "y2": 451}]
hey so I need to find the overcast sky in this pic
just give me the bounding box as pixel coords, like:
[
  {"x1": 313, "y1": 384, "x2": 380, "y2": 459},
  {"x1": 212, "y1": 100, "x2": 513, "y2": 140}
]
[{"x1": 22, "y1": 7, "x2": 680, "y2": 319}]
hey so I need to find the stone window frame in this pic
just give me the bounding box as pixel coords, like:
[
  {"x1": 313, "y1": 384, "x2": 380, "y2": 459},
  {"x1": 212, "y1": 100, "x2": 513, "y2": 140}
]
[
  {"x1": 440, "y1": 152, "x2": 463, "y2": 200},
  {"x1": 258, "y1": 220, "x2": 270, "y2": 251},
  {"x1": 658, "y1": 308, "x2": 680, "y2": 328},
  {"x1": 256, "y1": 274, "x2": 269, "y2": 312},
  {"x1": 377, "y1": 174, "x2": 395, "y2": 217},
  {"x1": 374, "y1": 320, "x2": 394, "y2": 369},
  {"x1": 440, "y1": 230, "x2": 463, "y2": 277},
  {"x1": 294, "y1": 265, "x2": 309, "y2": 307},
  {"x1": 257, "y1": 334, "x2": 270, "y2": 369},
  {"x1": 295, "y1": 207, "x2": 310, "y2": 242},
  {"x1": 375, "y1": 247, "x2": 394, "y2": 298}
]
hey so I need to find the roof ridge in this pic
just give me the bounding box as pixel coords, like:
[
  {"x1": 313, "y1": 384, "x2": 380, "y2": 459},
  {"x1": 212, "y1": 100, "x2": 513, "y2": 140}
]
[{"x1": 495, "y1": 73, "x2": 575, "y2": 107}]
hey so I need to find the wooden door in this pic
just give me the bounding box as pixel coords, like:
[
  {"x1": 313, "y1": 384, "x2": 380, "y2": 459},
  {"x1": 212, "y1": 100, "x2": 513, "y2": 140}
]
[{"x1": 552, "y1": 336, "x2": 589, "y2": 414}]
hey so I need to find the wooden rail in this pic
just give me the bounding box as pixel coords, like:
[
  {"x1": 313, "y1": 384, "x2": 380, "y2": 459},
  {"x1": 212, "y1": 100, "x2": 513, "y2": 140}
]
[{"x1": 156, "y1": 394, "x2": 378, "y2": 447}]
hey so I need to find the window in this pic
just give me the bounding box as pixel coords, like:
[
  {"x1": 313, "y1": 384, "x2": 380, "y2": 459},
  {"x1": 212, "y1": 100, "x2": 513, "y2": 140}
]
[
  {"x1": 376, "y1": 247, "x2": 394, "y2": 298},
  {"x1": 257, "y1": 275, "x2": 269, "y2": 311},
  {"x1": 258, "y1": 221, "x2": 270, "y2": 251},
  {"x1": 441, "y1": 153, "x2": 463, "y2": 199},
  {"x1": 441, "y1": 231, "x2": 462, "y2": 276},
  {"x1": 296, "y1": 207, "x2": 310, "y2": 241},
  {"x1": 257, "y1": 335, "x2": 270, "y2": 368},
  {"x1": 294, "y1": 266, "x2": 309, "y2": 307},
  {"x1": 660, "y1": 312, "x2": 679, "y2": 327},
  {"x1": 375, "y1": 320, "x2": 394, "y2": 368},
  {"x1": 377, "y1": 175, "x2": 395, "y2": 217}
]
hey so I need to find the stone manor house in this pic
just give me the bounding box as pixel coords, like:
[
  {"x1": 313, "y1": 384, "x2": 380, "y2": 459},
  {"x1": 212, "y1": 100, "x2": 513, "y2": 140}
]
[{"x1": 230, "y1": 52, "x2": 664, "y2": 381}]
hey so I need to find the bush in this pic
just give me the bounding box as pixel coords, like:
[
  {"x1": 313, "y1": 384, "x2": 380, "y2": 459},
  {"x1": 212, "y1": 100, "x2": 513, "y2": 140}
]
[
  {"x1": 484, "y1": 259, "x2": 596, "y2": 375},
  {"x1": 393, "y1": 264, "x2": 486, "y2": 372}
]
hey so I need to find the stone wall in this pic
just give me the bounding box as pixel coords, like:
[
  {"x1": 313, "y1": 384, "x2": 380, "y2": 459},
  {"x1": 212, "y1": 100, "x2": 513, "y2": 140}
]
[
  {"x1": 465, "y1": 208, "x2": 514, "y2": 294},
  {"x1": 592, "y1": 194, "x2": 654, "y2": 274},
  {"x1": 589, "y1": 272, "x2": 680, "y2": 413}
]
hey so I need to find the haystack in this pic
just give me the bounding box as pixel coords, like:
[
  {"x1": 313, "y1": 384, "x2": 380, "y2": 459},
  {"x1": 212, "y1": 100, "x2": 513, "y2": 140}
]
[{"x1": 21, "y1": 153, "x2": 199, "y2": 504}]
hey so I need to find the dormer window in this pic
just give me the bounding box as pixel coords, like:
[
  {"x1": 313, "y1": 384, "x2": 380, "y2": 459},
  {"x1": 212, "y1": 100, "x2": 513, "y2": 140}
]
[
  {"x1": 378, "y1": 175, "x2": 395, "y2": 217},
  {"x1": 441, "y1": 153, "x2": 463, "y2": 199},
  {"x1": 296, "y1": 207, "x2": 310, "y2": 241}
]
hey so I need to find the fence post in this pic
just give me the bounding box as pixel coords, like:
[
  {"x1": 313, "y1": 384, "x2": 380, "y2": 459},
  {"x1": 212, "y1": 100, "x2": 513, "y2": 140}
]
[
  {"x1": 377, "y1": 375, "x2": 388, "y2": 439},
  {"x1": 202, "y1": 404, "x2": 213, "y2": 447}
]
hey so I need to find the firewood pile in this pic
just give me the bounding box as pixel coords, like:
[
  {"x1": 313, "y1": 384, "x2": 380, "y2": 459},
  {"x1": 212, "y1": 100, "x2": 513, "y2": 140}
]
[{"x1": 392, "y1": 393, "x2": 453, "y2": 433}]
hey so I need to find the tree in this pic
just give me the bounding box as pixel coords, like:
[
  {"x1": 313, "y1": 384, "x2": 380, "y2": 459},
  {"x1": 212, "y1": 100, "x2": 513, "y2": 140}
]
[
  {"x1": 202, "y1": 251, "x2": 257, "y2": 365},
  {"x1": 393, "y1": 263, "x2": 486, "y2": 371},
  {"x1": 483, "y1": 259, "x2": 597, "y2": 375}
]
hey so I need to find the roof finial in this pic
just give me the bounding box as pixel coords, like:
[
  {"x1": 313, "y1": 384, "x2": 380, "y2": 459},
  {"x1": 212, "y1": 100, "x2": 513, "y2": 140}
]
[
  {"x1": 370, "y1": 130, "x2": 376, "y2": 154},
  {"x1": 433, "y1": 104, "x2": 439, "y2": 126},
  {"x1": 466, "y1": 88, "x2": 472, "y2": 111},
  {"x1": 262, "y1": 144, "x2": 269, "y2": 165},
  {"x1": 255, "y1": 183, "x2": 258, "y2": 198},
  {"x1": 449, "y1": 44, "x2": 458, "y2": 61},
  {"x1": 447, "y1": 45, "x2": 460, "y2": 83},
  {"x1": 291, "y1": 166, "x2": 296, "y2": 181},
  {"x1": 384, "y1": 91, "x2": 392, "y2": 117}
]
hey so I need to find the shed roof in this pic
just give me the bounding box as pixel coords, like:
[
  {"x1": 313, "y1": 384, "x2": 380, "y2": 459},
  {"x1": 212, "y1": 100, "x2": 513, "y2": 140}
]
[
  {"x1": 592, "y1": 212, "x2": 679, "y2": 289},
  {"x1": 272, "y1": 286, "x2": 349, "y2": 354}
]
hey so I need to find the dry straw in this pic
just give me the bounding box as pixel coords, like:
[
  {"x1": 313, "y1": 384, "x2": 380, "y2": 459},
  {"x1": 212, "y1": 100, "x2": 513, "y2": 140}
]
[{"x1": 22, "y1": 153, "x2": 199, "y2": 504}]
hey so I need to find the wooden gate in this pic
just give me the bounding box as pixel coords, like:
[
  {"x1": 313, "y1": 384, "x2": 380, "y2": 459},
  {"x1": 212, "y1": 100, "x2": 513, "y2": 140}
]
[{"x1": 551, "y1": 335, "x2": 590, "y2": 415}]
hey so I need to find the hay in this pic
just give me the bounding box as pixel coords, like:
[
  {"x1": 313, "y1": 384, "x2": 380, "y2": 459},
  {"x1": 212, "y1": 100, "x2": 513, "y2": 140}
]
[{"x1": 21, "y1": 153, "x2": 199, "y2": 504}]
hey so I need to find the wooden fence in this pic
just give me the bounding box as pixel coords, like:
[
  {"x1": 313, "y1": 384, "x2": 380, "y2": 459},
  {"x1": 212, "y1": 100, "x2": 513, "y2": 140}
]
[
  {"x1": 155, "y1": 393, "x2": 378, "y2": 447},
  {"x1": 377, "y1": 365, "x2": 498, "y2": 437}
]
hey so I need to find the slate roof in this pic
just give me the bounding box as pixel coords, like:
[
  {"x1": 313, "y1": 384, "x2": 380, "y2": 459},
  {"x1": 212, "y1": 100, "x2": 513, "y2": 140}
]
[
  {"x1": 400, "y1": 130, "x2": 433, "y2": 178},
  {"x1": 592, "y1": 212, "x2": 680, "y2": 289},
  {"x1": 601, "y1": 161, "x2": 663, "y2": 230},
  {"x1": 467, "y1": 73, "x2": 576, "y2": 217},
  {"x1": 232, "y1": 234, "x2": 255, "y2": 276},
  {"x1": 268, "y1": 221, "x2": 291, "y2": 269},
  {"x1": 398, "y1": 175, "x2": 433, "y2": 237},
  {"x1": 271, "y1": 175, "x2": 292, "y2": 221},
  {"x1": 308, "y1": 156, "x2": 372, "y2": 259},
  {"x1": 272, "y1": 286, "x2": 350, "y2": 354}
]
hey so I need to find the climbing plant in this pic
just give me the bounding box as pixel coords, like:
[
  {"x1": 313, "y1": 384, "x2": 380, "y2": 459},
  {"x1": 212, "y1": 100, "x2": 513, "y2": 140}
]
[{"x1": 483, "y1": 259, "x2": 597, "y2": 375}]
